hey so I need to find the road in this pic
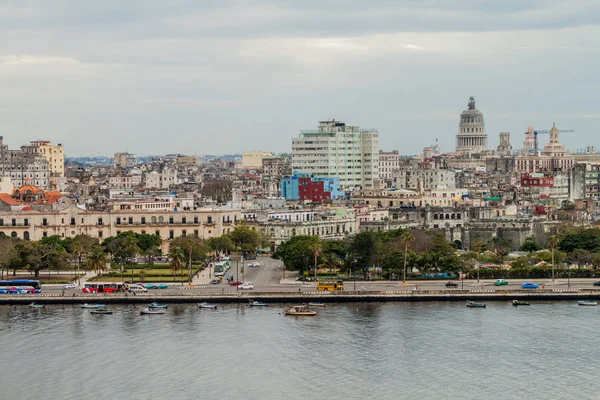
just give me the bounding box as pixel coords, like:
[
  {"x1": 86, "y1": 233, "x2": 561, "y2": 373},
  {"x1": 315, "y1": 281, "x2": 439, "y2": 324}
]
[{"x1": 42, "y1": 256, "x2": 600, "y2": 294}]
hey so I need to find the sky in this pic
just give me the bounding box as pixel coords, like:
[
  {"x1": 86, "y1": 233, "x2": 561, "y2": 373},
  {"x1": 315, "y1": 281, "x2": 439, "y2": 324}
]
[{"x1": 1, "y1": 0, "x2": 599, "y2": 157}]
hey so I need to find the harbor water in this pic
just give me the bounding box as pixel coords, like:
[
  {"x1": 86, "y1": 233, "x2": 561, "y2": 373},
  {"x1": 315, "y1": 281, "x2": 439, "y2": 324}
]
[{"x1": 0, "y1": 301, "x2": 598, "y2": 400}]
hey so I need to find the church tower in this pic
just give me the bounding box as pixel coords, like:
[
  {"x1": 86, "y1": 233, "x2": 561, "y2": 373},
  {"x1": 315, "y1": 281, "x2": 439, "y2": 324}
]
[{"x1": 456, "y1": 96, "x2": 487, "y2": 155}]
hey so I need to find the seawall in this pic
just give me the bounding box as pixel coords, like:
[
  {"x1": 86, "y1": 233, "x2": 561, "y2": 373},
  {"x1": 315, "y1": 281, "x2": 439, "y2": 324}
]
[{"x1": 4, "y1": 289, "x2": 600, "y2": 305}]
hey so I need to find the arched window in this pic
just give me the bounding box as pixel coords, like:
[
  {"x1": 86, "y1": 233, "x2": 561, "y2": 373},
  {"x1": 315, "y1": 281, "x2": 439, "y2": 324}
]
[
  {"x1": 151, "y1": 216, "x2": 157, "y2": 224},
  {"x1": 23, "y1": 231, "x2": 30, "y2": 240},
  {"x1": 451, "y1": 214, "x2": 456, "y2": 219},
  {"x1": 434, "y1": 214, "x2": 438, "y2": 220},
  {"x1": 158, "y1": 216, "x2": 164, "y2": 223},
  {"x1": 11, "y1": 232, "x2": 17, "y2": 238},
  {"x1": 445, "y1": 214, "x2": 450, "y2": 220},
  {"x1": 457, "y1": 214, "x2": 462, "y2": 220}
]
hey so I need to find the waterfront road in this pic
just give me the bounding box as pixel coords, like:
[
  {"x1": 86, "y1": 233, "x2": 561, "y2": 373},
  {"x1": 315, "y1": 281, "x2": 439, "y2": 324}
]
[{"x1": 41, "y1": 256, "x2": 600, "y2": 294}]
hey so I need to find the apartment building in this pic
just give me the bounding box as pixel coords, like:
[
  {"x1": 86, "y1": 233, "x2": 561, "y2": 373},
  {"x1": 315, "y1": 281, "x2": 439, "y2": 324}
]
[
  {"x1": 291, "y1": 119, "x2": 379, "y2": 191},
  {"x1": 379, "y1": 150, "x2": 399, "y2": 181}
]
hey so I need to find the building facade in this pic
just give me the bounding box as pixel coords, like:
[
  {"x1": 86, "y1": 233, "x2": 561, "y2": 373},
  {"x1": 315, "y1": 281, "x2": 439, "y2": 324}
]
[
  {"x1": 242, "y1": 151, "x2": 272, "y2": 169},
  {"x1": 291, "y1": 119, "x2": 379, "y2": 190},
  {"x1": 113, "y1": 153, "x2": 137, "y2": 168},
  {"x1": 379, "y1": 150, "x2": 399, "y2": 181}
]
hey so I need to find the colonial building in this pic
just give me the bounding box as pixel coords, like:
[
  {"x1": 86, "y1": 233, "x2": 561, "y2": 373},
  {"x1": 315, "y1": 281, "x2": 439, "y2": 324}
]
[
  {"x1": 0, "y1": 137, "x2": 50, "y2": 188},
  {"x1": 379, "y1": 150, "x2": 399, "y2": 181}
]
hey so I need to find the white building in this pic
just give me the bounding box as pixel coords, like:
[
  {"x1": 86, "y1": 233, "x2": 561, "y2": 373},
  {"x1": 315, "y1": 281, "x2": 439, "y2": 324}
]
[
  {"x1": 379, "y1": 150, "x2": 399, "y2": 181},
  {"x1": 291, "y1": 119, "x2": 379, "y2": 191},
  {"x1": 144, "y1": 168, "x2": 178, "y2": 189},
  {"x1": 393, "y1": 167, "x2": 456, "y2": 190}
]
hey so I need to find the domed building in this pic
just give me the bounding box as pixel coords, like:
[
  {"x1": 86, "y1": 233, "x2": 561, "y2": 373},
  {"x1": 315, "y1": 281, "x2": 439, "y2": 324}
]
[{"x1": 456, "y1": 96, "x2": 488, "y2": 154}]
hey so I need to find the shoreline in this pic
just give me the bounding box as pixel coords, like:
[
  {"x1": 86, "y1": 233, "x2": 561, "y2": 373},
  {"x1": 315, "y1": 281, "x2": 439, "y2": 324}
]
[{"x1": 4, "y1": 289, "x2": 600, "y2": 305}]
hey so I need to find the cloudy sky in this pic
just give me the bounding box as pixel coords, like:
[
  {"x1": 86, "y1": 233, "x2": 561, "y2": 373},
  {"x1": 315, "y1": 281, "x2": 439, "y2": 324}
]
[{"x1": 1, "y1": 0, "x2": 599, "y2": 157}]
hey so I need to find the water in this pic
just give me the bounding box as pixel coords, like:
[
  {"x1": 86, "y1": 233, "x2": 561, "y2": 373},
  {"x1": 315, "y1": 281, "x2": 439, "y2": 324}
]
[{"x1": 0, "y1": 301, "x2": 598, "y2": 400}]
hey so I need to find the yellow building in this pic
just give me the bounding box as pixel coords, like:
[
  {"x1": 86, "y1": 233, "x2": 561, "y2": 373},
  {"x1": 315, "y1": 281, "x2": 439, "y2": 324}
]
[
  {"x1": 242, "y1": 151, "x2": 272, "y2": 168},
  {"x1": 24, "y1": 140, "x2": 65, "y2": 177}
]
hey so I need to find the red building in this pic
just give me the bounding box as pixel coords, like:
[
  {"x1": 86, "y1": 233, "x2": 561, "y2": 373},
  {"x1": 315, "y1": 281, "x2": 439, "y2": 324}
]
[
  {"x1": 520, "y1": 174, "x2": 554, "y2": 187},
  {"x1": 298, "y1": 177, "x2": 327, "y2": 202}
]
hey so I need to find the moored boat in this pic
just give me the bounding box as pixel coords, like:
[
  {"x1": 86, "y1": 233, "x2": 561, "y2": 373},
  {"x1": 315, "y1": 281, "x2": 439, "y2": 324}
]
[
  {"x1": 466, "y1": 300, "x2": 486, "y2": 308},
  {"x1": 512, "y1": 300, "x2": 530, "y2": 306},
  {"x1": 198, "y1": 302, "x2": 218, "y2": 309},
  {"x1": 308, "y1": 303, "x2": 326, "y2": 308},
  {"x1": 248, "y1": 300, "x2": 267, "y2": 307},
  {"x1": 148, "y1": 302, "x2": 168, "y2": 309},
  {"x1": 29, "y1": 303, "x2": 44, "y2": 309},
  {"x1": 81, "y1": 303, "x2": 105, "y2": 309},
  {"x1": 90, "y1": 308, "x2": 113, "y2": 315},
  {"x1": 140, "y1": 308, "x2": 165, "y2": 315},
  {"x1": 578, "y1": 300, "x2": 597, "y2": 306},
  {"x1": 284, "y1": 305, "x2": 317, "y2": 316}
]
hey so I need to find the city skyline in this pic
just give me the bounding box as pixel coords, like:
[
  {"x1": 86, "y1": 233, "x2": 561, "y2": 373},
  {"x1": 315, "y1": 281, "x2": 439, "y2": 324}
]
[{"x1": 1, "y1": 1, "x2": 599, "y2": 156}]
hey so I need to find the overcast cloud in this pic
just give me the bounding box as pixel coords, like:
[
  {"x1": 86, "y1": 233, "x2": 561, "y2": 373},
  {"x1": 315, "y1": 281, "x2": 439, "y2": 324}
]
[{"x1": 0, "y1": 0, "x2": 599, "y2": 156}]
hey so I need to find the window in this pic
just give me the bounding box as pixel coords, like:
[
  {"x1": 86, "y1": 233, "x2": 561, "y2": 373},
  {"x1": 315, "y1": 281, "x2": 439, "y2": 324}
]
[
  {"x1": 0, "y1": 219, "x2": 3, "y2": 226},
  {"x1": 42, "y1": 232, "x2": 48, "y2": 238},
  {"x1": 97, "y1": 218, "x2": 103, "y2": 225},
  {"x1": 182, "y1": 230, "x2": 187, "y2": 237},
  {"x1": 182, "y1": 217, "x2": 186, "y2": 224},
  {"x1": 116, "y1": 231, "x2": 121, "y2": 235},
  {"x1": 155, "y1": 230, "x2": 160, "y2": 237},
  {"x1": 71, "y1": 218, "x2": 76, "y2": 226},
  {"x1": 194, "y1": 217, "x2": 198, "y2": 224},
  {"x1": 169, "y1": 217, "x2": 174, "y2": 224},
  {"x1": 98, "y1": 231, "x2": 103, "y2": 238},
  {"x1": 24, "y1": 219, "x2": 29, "y2": 226},
  {"x1": 11, "y1": 219, "x2": 16, "y2": 226},
  {"x1": 141, "y1": 217, "x2": 146, "y2": 224},
  {"x1": 116, "y1": 217, "x2": 121, "y2": 225},
  {"x1": 169, "y1": 230, "x2": 174, "y2": 240},
  {"x1": 194, "y1": 230, "x2": 199, "y2": 237},
  {"x1": 128, "y1": 217, "x2": 133, "y2": 224}
]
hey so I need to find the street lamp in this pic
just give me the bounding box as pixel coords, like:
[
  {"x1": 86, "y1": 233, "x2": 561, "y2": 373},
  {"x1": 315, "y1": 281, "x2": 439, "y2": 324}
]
[{"x1": 236, "y1": 259, "x2": 239, "y2": 292}]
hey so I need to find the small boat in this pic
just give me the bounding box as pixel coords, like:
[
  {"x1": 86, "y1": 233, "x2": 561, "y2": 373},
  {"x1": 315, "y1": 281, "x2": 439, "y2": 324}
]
[
  {"x1": 578, "y1": 301, "x2": 597, "y2": 306},
  {"x1": 148, "y1": 302, "x2": 168, "y2": 309},
  {"x1": 90, "y1": 308, "x2": 113, "y2": 315},
  {"x1": 308, "y1": 303, "x2": 326, "y2": 308},
  {"x1": 466, "y1": 300, "x2": 486, "y2": 308},
  {"x1": 512, "y1": 300, "x2": 530, "y2": 306},
  {"x1": 29, "y1": 303, "x2": 44, "y2": 309},
  {"x1": 198, "y1": 302, "x2": 218, "y2": 309},
  {"x1": 284, "y1": 305, "x2": 317, "y2": 316},
  {"x1": 248, "y1": 300, "x2": 267, "y2": 307},
  {"x1": 140, "y1": 308, "x2": 165, "y2": 315},
  {"x1": 81, "y1": 303, "x2": 105, "y2": 309}
]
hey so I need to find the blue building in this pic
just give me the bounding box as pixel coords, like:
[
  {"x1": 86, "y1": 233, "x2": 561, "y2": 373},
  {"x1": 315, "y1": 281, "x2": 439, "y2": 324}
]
[{"x1": 280, "y1": 173, "x2": 343, "y2": 201}]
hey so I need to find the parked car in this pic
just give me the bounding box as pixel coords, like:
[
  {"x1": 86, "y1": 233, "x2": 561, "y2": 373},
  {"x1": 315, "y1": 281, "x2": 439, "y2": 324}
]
[
  {"x1": 248, "y1": 262, "x2": 260, "y2": 268},
  {"x1": 239, "y1": 283, "x2": 254, "y2": 290},
  {"x1": 144, "y1": 283, "x2": 169, "y2": 289},
  {"x1": 229, "y1": 281, "x2": 244, "y2": 286},
  {"x1": 445, "y1": 281, "x2": 459, "y2": 288},
  {"x1": 494, "y1": 279, "x2": 508, "y2": 286},
  {"x1": 127, "y1": 284, "x2": 148, "y2": 292},
  {"x1": 63, "y1": 283, "x2": 79, "y2": 289},
  {"x1": 593, "y1": 281, "x2": 600, "y2": 287},
  {"x1": 211, "y1": 278, "x2": 221, "y2": 284},
  {"x1": 521, "y1": 282, "x2": 540, "y2": 289}
]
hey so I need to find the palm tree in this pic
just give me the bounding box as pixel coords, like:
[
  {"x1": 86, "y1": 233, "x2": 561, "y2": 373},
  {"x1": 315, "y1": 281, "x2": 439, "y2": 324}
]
[
  {"x1": 400, "y1": 231, "x2": 415, "y2": 284},
  {"x1": 472, "y1": 238, "x2": 485, "y2": 282},
  {"x1": 86, "y1": 246, "x2": 108, "y2": 276},
  {"x1": 169, "y1": 248, "x2": 185, "y2": 282},
  {"x1": 310, "y1": 242, "x2": 323, "y2": 282},
  {"x1": 549, "y1": 235, "x2": 559, "y2": 282}
]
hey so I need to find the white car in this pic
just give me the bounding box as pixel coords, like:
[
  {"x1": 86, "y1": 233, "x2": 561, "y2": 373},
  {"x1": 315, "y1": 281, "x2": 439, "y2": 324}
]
[
  {"x1": 239, "y1": 283, "x2": 254, "y2": 290},
  {"x1": 63, "y1": 283, "x2": 79, "y2": 289},
  {"x1": 248, "y1": 262, "x2": 260, "y2": 268}
]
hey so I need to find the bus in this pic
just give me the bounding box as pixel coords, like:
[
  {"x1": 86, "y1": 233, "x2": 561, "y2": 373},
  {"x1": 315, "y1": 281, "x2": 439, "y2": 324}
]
[
  {"x1": 82, "y1": 282, "x2": 125, "y2": 293},
  {"x1": 317, "y1": 280, "x2": 344, "y2": 291},
  {"x1": 214, "y1": 261, "x2": 229, "y2": 277},
  {"x1": 0, "y1": 280, "x2": 42, "y2": 294}
]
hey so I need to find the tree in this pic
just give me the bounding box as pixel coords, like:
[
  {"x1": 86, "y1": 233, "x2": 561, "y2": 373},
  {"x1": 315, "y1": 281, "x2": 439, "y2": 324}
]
[
  {"x1": 207, "y1": 236, "x2": 234, "y2": 258},
  {"x1": 520, "y1": 236, "x2": 543, "y2": 252},
  {"x1": 171, "y1": 236, "x2": 207, "y2": 281},
  {"x1": 104, "y1": 232, "x2": 140, "y2": 283},
  {"x1": 69, "y1": 235, "x2": 98, "y2": 285},
  {"x1": 86, "y1": 245, "x2": 109, "y2": 275},
  {"x1": 168, "y1": 247, "x2": 185, "y2": 282},
  {"x1": 272, "y1": 235, "x2": 321, "y2": 274},
  {"x1": 227, "y1": 226, "x2": 261, "y2": 254},
  {"x1": 472, "y1": 238, "x2": 485, "y2": 282},
  {"x1": 352, "y1": 231, "x2": 381, "y2": 278},
  {"x1": 0, "y1": 238, "x2": 17, "y2": 279},
  {"x1": 310, "y1": 241, "x2": 323, "y2": 281},
  {"x1": 548, "y1": 235, "x2": 558, "y2": 282},
  {"x1": 400, "y1": 231, "x2": 414, "y2": 283}
]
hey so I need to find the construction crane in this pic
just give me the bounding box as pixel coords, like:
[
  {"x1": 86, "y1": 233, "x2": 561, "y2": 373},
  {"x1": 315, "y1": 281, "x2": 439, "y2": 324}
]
[{"x1": 525, "y1": 123, "x2": 575, "y2": 154}]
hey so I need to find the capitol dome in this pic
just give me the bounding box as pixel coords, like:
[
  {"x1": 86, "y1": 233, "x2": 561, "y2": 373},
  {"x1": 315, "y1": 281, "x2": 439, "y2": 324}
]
[{"x1": 456, "y1": 96, "x2": 488, "y2": 155}]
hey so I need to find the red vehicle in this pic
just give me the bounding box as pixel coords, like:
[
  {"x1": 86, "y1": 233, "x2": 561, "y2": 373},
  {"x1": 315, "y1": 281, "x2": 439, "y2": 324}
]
[
  {"x1": 82, "y1": 282, "x2": 125, "y2": 293},
  {"x1": 229, "y1": 281, "x2": 244, "y2": 286}
]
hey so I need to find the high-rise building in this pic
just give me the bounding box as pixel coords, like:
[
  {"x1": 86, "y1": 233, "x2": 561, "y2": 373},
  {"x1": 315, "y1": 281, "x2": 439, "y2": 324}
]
[
  {"x1": 21, "y1": 140, "x2": 64, "y2": 177},
  {"x1": 0, "y1": 137, "x2": 50, "y2": 189},
  {"x1": 291, "y1": 119, "x2": 379, "y2": 191},
  {"x1": 456, "y1": 97, "x2": 487, "y2": 154}
]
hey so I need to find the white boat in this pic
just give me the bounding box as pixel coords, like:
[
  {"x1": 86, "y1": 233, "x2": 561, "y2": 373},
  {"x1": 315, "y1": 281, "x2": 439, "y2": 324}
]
[
  {"x1": 198, "y1": 302, "x2": 218, "y2": 309},
  {"x1": 140, "y1": 308, "x2": 165, "y2": 315},
  {"x1": 284, "y1": 305, "x2": 317, "y2": 316},
  {"x1": 29, "y1": 303, "x2": 44, "y2": 309},
  {"x1": 81, "y1": 303, "x2": 105, "y2": 309},
  {"x1": 90, "y1": 308, "x2": 113, "y2": 315},
  {"x1": 248, "y1": 300, "x2": 267, "y2": 307},
  {"x1": 578, "y1": 301, "x2": 597, "y2": 306},
  {"x1": 308, "y1": 303, "x2": 326, "y2": 308},
  {"x1": 148, "y1": 302, "x2": 168, "y2": 309}
]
